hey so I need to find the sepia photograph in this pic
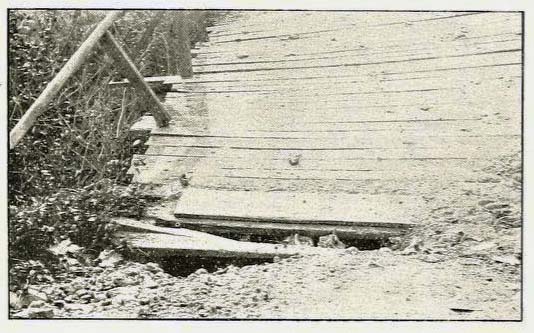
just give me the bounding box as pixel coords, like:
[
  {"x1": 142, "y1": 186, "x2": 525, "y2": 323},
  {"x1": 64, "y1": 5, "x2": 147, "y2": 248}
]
[{"x1": 5, "y1": 6, "x2": 523, "y2": 322}]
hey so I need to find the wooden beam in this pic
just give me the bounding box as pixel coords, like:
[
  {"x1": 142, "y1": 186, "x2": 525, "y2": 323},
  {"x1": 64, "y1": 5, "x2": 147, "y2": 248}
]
[
  {"x1": 116, "y1": 231, "x2": 311, "y2": 259},
  {"x1": 175, "y1": 189, "x2": 419, "y2": 228},
  {"x1": 9, "y1": 10, "x2": 123, "y2": 149},
  {"x1": 102, "y1": 31, "x2": 172, "y2": 127},
  {"x1": 109, "y1": 79, "x2": 172, "y2": 93},
  {"x1": 144, "y1": 202, "x2": 410, "y2": 240},
  {"x1": 112, "y1": 217, "x2": 321, "y2": 259}
]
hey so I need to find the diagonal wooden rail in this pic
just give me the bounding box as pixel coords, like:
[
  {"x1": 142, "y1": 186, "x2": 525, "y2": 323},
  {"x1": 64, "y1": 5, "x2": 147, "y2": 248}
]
[{"x1": 9, "y1": 10, "x2": 178, "y2": 149}]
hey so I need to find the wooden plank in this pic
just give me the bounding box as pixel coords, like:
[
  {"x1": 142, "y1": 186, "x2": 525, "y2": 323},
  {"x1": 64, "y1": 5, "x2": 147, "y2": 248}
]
[
  {"x1": 192, "y1": 41, "x2": 521, "y2": 74},
  {"x1": 102, "y1": 31, "x2": 172, "y2": 127},
  {"x1": 109, "y1": 78, "x2": 172, "y2": 92},
  {"x1": 174, "y1": 189, "x2": 421, "y2": 227},
  {"x1": 9, "y1": 11, "x2": 123, "y2": 149},
  {"x1": 206, "y1": 12, "x2": 516, "y2": 45},
  {"x1": 112, "y1": 217, "x2": 325, "y2": 258},
  {"x1": 145, "y1": 132, "x2": 517, "y2": 150},
  {"x1": 129, "y1": 116, "x2": 157, "y2": 134},
  {"x1": 135, "y1": 153, "x2": 484, "y2": 170},
  {"x1": 111, "y1": 75, "x2": 185, "y2": 85},
  {"x1": 117, "y1": 232, "x2": 324, "y2": 258},
  {"x1": 178, "y1": 62, "x2": 520, "y2": 85},
  {"x1": 112, "y1": 216, "x2": 225, "y2": 242},
  {"x1": 190, "y1": 51, "x2": 520, "y2": 81},
  {"x1": 177, "y1": 219, "x2": 411, "y2": 240},
  {"x1": 136, "y1": 175, "x2": 492, "y2": 198},
  {"x1": 145, "y1": 202, "x2": 410, "y2": 240},
  {"x1": 128, "y1": 154, "x2": 490, "y2": 186},
  {"x1": 141, "y1": 142, "x2": 517, "y2": 160},
  {"x1": 203, "y1": 14, "x2": 520, "y2": 56},
  {"x1": 109, "y1": 78, "x2": 165, "y2": 86}
]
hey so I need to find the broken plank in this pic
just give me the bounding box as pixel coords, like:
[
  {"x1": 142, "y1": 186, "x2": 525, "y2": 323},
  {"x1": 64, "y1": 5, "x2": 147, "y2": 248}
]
[
  {"x1": 112, "y1": 216, "x2": 225, "y2": 243},
  {"x1": 113, "y1": 217, "x2": 328, "y2": 258},
  {"x1": 116, "y1": 232, "x2": 308, "y2": 258},
  {"x1": 114, "y1": 221, "x2": 324, "y2": 259}
]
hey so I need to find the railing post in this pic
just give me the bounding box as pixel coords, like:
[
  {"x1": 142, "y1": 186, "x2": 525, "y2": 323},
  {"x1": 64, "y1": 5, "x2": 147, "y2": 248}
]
[
  {"x1": 102, "y1": 31, "x2": 171, "y2": 127},
  {"x1": 9, "y1": 10, "x2": 123, "y2": 149}
]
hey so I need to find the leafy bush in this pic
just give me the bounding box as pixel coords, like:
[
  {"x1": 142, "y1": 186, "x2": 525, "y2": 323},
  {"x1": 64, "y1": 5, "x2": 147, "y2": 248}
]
[
  {"x1": 9, "y1": 182, "x2": 147, "y2": 258},
  {"x1": 8, "y1": 10, "x2": 215, "y2": 288},
  {"x1": 9, "y1": 10, "x2": 131, "y2": 202},
  {"x1": 8, "y1": 10, "x2": 214, "y2": 203}
]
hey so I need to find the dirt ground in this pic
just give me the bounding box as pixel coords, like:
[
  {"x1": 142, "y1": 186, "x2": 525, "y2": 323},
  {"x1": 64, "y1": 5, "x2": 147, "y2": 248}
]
[{"x1": 10, "y1": 152, "x2": 521, "y2": 320}]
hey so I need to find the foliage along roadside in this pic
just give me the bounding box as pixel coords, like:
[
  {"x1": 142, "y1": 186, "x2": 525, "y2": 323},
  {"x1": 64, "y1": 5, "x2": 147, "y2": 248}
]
[{"x1": 8, "y1": 10, "x2": 216, "y2": 290}]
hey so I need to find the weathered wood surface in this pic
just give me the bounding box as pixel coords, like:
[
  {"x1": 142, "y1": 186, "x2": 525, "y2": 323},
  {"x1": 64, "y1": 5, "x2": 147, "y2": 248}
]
[
  {"x1": 174, "y1": 189, "x2": 420, "y2": 227},
  {"x1": 130, "y1": 12, "x2": 521, "y2": 236},
  {"x1": 142, "y1": 202, "x2": 410, "y2": 239},
  {"x1": 113, "y1": 217, "x2": 323, "y2": 258}
]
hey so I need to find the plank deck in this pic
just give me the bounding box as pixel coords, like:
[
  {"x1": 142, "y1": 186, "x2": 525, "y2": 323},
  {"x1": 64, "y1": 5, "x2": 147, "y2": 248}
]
[{"x1": 129, "y1": 11, "x2": 522, "y2": 238}]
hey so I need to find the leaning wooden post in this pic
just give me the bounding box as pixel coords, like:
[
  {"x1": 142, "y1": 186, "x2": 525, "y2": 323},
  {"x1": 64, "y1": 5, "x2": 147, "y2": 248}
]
[
  {"x1": 102, "y1": 31, "x2": 171, "y2": 127},
  {"x1": 9, "y1": 10, "x2": 123, "y2": 149}
]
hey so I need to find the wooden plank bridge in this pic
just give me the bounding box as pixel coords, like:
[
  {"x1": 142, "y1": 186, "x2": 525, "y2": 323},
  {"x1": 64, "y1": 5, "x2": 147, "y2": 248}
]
[
  {"x1": 128, "y1": 11, "x2": 521, "y2": 242},
  {"x1": 11, "y1": 10, "x2": 522, "y2": 257}
]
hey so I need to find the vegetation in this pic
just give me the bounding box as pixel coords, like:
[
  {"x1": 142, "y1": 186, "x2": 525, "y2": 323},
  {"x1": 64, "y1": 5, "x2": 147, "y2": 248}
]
[{"x1": 8, "y1": 10, "x2": 214, "y2": 288}]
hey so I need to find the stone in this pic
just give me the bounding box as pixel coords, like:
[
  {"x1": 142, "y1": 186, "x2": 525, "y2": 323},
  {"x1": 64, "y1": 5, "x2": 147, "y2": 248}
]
[
  {"x1": 420, "y1": 254, "x2": 445, "y2": 263},
  {"x1": 400, "y1": 247, "x2": 417, "y2": 256},
  {"x1": 378, "y1": 247, "x2": 392, "y2": 253},
  {"x1": 27, "y1": 306, "x2": 54, "y2": 319},
  {"x1": 367, "y1": 261, "x2": 384, "y2": 268},
  {"x1": 28, "y1": 300, "x2": 46, "y2": 309},
  {"x1": 98, "y1": 250, "x2": 123, "y2": 268},
  {"x1": 195, "y1": 268, "x2": 208, "y2": 275},
  {"x1": 317, "y1": 234, "x2": 346, "y2": 249},
  {"x1": 344, "y1": 247, "x2": 359, "y2": 254},
  {"x1": 464, "y1": 241, "x2": 497, "y2": 255},
  {"x1": 9, "y1": 292, "x2": 23, "y2": 310},
  {"x1": 48, "y1": 239, "x2": 83, "y2": 256},
  {"x1": 113, "y1": 277, "x2": 138, "y2": 287},
  {"x1": 24, "y1": 287, "x2": 49, "y2": 305},
  {"x1": 492, "y1": 255, "x2": 521, "y2": 266},
  {"x1": 75, "y1": 289, "x2": 90, "y2": 298},
  {"x1": 92, "y1": 267, "x2": 104, "y2": 274},
  {"x1": 283, "y1": 234, "x2": 314, "y2": 246},
  {"x1": 106, "y1": 286, "x2": 138, "y2": 298},
  {"x1": 145, "y1": 262, "x2": 163, "y2": 273},
  {"x1": 94, "y1": 293, "x2": 108, "y2": 301},
  {"x1": 144, "y1": 280, "x2": 159, "y2": 289},
  {"x1": 53, "y1": 300, "x2": 66, "y2": 308},
  {"x1": 113, "y1": 295, "x2": 135, "y2": 306}
]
